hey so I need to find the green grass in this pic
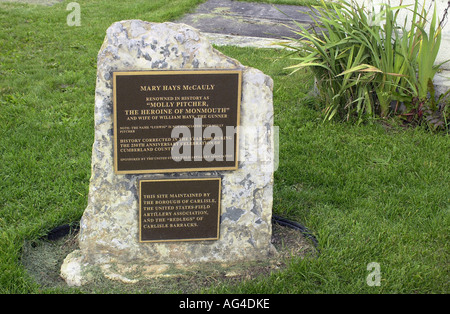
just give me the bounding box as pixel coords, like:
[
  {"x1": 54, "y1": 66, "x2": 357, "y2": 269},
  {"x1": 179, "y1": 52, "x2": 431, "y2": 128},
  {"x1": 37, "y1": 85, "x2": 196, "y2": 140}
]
[
  {"x1": 206, "y1": 47, "x2": 450, "y2": 293},
  {"x1": 1, "y1": 0, "x2": 449, "y2": 294}
]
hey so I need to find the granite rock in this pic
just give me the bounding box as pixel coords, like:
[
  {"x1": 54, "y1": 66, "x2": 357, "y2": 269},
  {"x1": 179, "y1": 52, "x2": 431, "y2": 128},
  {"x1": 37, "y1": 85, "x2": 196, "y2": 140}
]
[{"x1": 61, "y1": 20, "x2": 275, "y2": 285}]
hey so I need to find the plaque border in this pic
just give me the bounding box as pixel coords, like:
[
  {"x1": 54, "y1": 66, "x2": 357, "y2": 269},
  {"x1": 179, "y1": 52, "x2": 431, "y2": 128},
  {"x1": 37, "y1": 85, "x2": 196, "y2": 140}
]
[
  {"x1": 113, "y1": 70, "x2": 242, "y2": 174},
  {"x1": 138, "y1": 177, "x2": 222, "y2": 243}
]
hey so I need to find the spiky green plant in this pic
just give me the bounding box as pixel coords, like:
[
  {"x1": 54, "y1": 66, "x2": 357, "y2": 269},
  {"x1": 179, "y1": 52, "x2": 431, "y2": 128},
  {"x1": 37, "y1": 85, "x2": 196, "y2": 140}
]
[{"x1": 283, "y1": 0, "x2": 448, "y2": 125}]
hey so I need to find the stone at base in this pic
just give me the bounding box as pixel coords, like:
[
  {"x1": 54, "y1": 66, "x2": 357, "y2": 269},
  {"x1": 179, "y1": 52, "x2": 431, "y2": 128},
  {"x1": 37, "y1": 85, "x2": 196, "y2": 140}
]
[
  {"x1": 434, "y1": 71, "x2": 450, "y2": 97},
  {"x1": 61, "y1": 246, "x2": 278, "y2": 287},
  {"x1": 60, "y1": 250, "x2": 88, "y2": 286}
]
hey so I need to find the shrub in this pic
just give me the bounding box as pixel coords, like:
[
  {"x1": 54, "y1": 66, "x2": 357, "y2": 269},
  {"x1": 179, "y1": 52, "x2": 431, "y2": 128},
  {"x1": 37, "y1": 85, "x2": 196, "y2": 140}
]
[{"x1": 283, "y1": 0, "x2": 449, "y2": 129}]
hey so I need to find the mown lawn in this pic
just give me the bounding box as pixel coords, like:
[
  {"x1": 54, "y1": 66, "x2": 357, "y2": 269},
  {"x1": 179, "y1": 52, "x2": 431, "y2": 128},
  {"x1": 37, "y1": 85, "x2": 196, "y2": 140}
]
[{"x1": 0, "y1": 0, "x2": 448, "y2": 293}]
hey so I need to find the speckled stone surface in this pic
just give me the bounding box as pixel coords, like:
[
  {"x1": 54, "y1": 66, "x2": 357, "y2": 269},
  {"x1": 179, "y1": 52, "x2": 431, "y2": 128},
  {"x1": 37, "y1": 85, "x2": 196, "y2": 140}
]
[{"x1": 61, "y1": 20, "x2": 275, "y2": 285}]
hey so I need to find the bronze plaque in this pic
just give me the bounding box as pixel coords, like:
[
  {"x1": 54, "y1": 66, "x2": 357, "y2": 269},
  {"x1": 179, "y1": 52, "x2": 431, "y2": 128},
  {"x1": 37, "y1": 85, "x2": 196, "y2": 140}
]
[
  {"x1": 139, "y1": 178, "x2": 221, "y2": 242},
  {"x1": 113, "y1": 70, "x2": 242, "y2": 174}
]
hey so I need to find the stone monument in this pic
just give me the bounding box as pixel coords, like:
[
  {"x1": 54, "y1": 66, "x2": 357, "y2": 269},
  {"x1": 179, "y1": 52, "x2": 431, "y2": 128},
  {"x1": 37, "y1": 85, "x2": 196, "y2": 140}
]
[{"x1": 61, "y1": 20, "x2": 275, "y2": 286}]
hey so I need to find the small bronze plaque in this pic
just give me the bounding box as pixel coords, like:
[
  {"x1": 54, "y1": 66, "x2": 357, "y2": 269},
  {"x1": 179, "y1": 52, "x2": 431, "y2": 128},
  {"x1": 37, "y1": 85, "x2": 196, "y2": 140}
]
[
  {"x1": 139, "y1": 178, "x2": 221, "y2": 242},
  {"x1": 113, "y1": 70, "x2": 241, "y2": 174}
]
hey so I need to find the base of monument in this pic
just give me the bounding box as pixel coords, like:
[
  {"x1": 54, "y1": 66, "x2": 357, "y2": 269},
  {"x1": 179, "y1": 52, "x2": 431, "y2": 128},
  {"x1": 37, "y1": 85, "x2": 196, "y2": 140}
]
[
  {"x1": 59, "y1": 221, "x2": 318, "y2": 287},
  {"x1": 21, "y1": 223, "x2": 315, "y2": 290},
  {"x1": 60, "y1": 247, "x2": 279, "y2": 287}
]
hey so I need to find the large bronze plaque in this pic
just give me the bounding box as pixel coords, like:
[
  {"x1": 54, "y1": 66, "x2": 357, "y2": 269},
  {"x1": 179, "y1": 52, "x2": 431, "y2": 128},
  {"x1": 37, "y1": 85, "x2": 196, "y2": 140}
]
[
  {"x1": 139, "y1": 178, "x2": 221, "y2": 242},
  {"x1": 113, "y1": 70, "x2": 242, "y2": 174}
]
